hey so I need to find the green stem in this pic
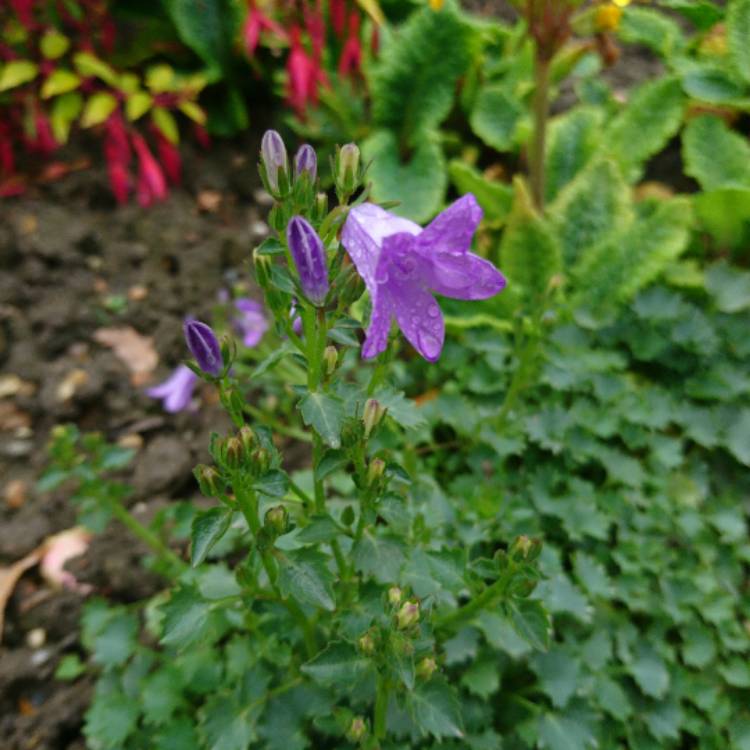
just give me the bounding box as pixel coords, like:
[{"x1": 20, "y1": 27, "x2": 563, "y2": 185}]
[
  {"x1": 235, "y1": 483, "x2": 317, "y2": 657},
  {"x1": 108, "y1": 500, "x2": 185, "y2": 573},
  {"x1": 248, "y1": 676, "x2": 304, "y2": 711},
  {"x1": 373, "y1": 672, "x2": 390, "y2": 740},
  {"x1": 434, "y1": 569, "x2": 513, "y2": 632},
  {"x1": 243, "y1": 403, "x2": 311, "y2": 443},
  {"x1": 529, "y1": 52, "x2": 551, "y2": 212}
]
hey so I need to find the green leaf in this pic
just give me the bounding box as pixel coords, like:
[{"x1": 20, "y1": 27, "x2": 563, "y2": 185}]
[
  {"x1": 683, "y1": 115, "x2": 750, "y2": 191},
  {"x1": 363, "y1": 129, "x2": 447, "y2": 222},
  {"x1": 40, "y1": 30, "x2": 70, "y2": 59},
  {"x1": 55, "y1": 654, "x2": 86, "y2": 680},
  {"x1": 573, "y1": 198, "x2": 692, "y2": 311},
  {"x1": 372, "y1": 387, "x2": 426, "y2": 429},
  {"x1": 142, "y1": 668, "x2": 186, "y2": 726},
  {"x1": 253, "y1": 469, "x2": 289, "y2": 497},
  {"x1": 461, "y1": 658, "x2": 500, "y2": 698},
  {"x1": 300, "y1": 641, "x2": 371, "y2": 685},
  {"x1": 50, "y1": 92, "x2": 83, "y2": 144},
  {"x1": 409, "y1": 680, "x2": 465, "y2": 740},
  {"x1": 297, "y1": 514, "x2": 341, "y2": 544},
  {"x1": 545, "y1": 106, "x2": 603, "y2": 202},
  {"x1": 152, "y1": 106, "x2": 179, "y2": 144},
  {"x1": 159, "y1": 586, "x2": 213, "y2": 648},
  {"x1": 604, "y1": 76, "x2": 685, "y2": 179},
  {"x1": 508, "y1": 599, "x2": 551, "y2": 651},
  {"x1": 532, "y1": 651, "x2": 580, "y2": 708},
  {"x1": 729, "y1": 717, "x2": 750, "y2": 750},
  {"x1": 705, "y1": 262, "x2": 750, "y2": 313},
  {"x1": 81, "y1": 602, "x2": 138, "y2": 668},
  {"x1": 448, "y1": 160, "x2": 513, "y2": 222},
  {"x1": 353, "y1": 531, "x2": 405, "y2": 584},
  {"x1": 299, "y1": 392, "x2": 345, "y2": 448},
  {"x1": 41, "y1": 69, "x2": 80, "y2": 99},
  {"x1": 80, "y1": 92, "x2": 118, "y2": 128},
  {"x1": 618, "y1": 7, "x2": 685, "y2": 57},
  {"x1": 199, "y1": 691, "x2": 259, "y2": 750},
  {"x1": 500, "y1": 178, "x2": 562, "y2": 304},
  {"x1": 369, "y1": 7, "x2": 475, "y2": 141},
  {"x1": 681, "y1": 623, "x2": 717, "y2": 669},
  {"x1": 73, "y1": 52, "x2": 118, "y2": 86},
  {"x1": 469, "y1": 85, "x2": 524, "y2": 151},
  {"x1": 724, "y1": 408, "x2": 750, "y2": 466},
  {"x1": 537, "y1": 708, "x2": 598, "y2": 750},
  {"x1": 84, "y1": 690, "x2": 140, "y2": 749},
  {"x1": 126, "y1": 91, "x2": 153, "y2": 121},
  {"x1": 191, "y1": 506, "x2": 233, "y2": 566},
  {"x1": 596, "y1": 675, "x2": 631, "y2": 721},
  {"x1": 628, "y1": 643, "x2": 670, "y2": 699},
  {"x1": 728, "y1": 0, "x2": 750, "y2": 85},
  {"x1": 278, "y1": 549, "x2": 336, "y2": 611},
  {"x1": 681, "y1": 64, "x2": 747, "y2": 104},
  {"x1": 0, "y1": 60, "x2": 38, "y2": 92},
  {"x1": 549, "y1": 158, "x2": 632, "y2": 267}
]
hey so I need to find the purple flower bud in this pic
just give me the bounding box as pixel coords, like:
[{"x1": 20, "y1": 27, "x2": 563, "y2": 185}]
[
  {"x1": 183, "y1": 318, "x2": 223, "y2": 376},
  {"x1": 286, "y1": 216, "x2": 329, "y2": 306},
  {"x1": 260, "y1": 129, "x2": 288, "y2": 194},
  {"x1": 294, "y1": 144, "x2": 317, "y2": 182}
]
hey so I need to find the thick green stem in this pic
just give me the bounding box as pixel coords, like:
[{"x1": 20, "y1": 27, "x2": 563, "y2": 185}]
[
  {"x1": 529, "y1": 53, "x2": 551, "y2": 212},
  {"x1": 373, "y1": 672, "x2": 390, "y2": 740},
  {"x1": 108, "y1": 500, "x2": 184, "y2": 573}
]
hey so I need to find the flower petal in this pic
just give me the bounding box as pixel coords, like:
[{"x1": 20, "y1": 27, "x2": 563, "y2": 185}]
[
  {"x1": 416, "y1": 194, "x2": 483, "y2": 256},
  {"x1": 361, "y1": 287, "x2": 393, "y2": 360},
  {"x1": 423, "y1": 251, "x2": 507, "y2": 300}
]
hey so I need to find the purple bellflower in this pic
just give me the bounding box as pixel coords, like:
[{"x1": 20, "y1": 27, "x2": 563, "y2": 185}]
[
  {"x1": 233, "y1": 298, "x2": 269, "y2": 347},
  {"x1": 341, "y1": 194, "x2": 506, "y2": 362},
  {"x1": 287, "y1": 216, "x2": 329, "y2": 306},
  {"x1": 294, "y1": 144, "x2": 317, "y2": 182},
  {"x1": 184, "y1": 318, "x2": 223, "y2": 376},
  {"x1": 146, "y1": 364, "x2": 198, "y2": 413}
]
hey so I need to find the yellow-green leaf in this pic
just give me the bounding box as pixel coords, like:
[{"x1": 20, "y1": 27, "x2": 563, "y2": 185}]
[
  {"x1": 41, "y1": 69, "x2": 81, "y2": 99},
  {"x1": 177, "y1": 100, "x2": 206, "y2": 125},
  {"x1": 0, "y1": 60, "x2": 38, "y2": 92},
  {"x1": 50, "y1": 92, "x2": 83, "y2": 143},
  {"x1": 118, "y1": 72, "x2": 140, "y2": 94},
  {"x1": 80, "y1": 92, "x2": 118, "y2": 128},
  {"x1": 151, "y1": 107, "x2": 179, "y2": 144},
  {"x1": 356, "y1": 0, "x2": 385, "y2": 25},
  {"x1": 73, "y1": 52, "x2": 117, "y2": 86},
  {"x1": 40, "y1": 30, "x2": 70, "y2": 59},
  {"x1": 146, "y1": 64, "x2": 175, "y2": 93},
  {"x1": 126, "y1": 91, "x2": 153, "y2": 121}
]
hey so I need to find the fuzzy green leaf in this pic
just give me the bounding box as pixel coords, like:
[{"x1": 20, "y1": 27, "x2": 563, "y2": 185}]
[
  {"x1": 618, "y1": 7, "x2": 685, "y2": 57},
  {"x1": 683, "y1": 115, "x2": 750, "y2": 191},
  {"x1": 728, "y1": 0, "x2": 750, "y2": 85},
  {"x1": 469, "y1": 85, "x2": 524, "y2": 152},
  {"x1": 278, "y1": 549, "x2": 336, "y2": 611}
]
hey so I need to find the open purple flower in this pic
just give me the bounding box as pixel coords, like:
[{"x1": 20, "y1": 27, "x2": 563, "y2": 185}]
[
  {"x1": 184, "y1": 318, "x2": 223, "y2": 375},
  {"x1": 233, "y1": 298, "x2": 269, "y2": 347},
  {"x1": 341, "y1": 194, "x2": 506, "y2": 362},
  {"x1": 146, "y1": 365, "x2": 198, "y2": 413}
]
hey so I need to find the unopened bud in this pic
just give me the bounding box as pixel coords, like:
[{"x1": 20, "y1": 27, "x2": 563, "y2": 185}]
[
  {"x1": 194, "y1": 464, "x2": 221, "y2": 497},
  {"x1": 238, "y1": 425, "x2": 256, "y2": 457},
  {"x1": 260, "y1": 129, "x2": 288, "y2": 197},
  {"x1": 396, "y1": 600, "x2": 420, "y2": 629},
  {"x1": 509, "y1": 535, "x2": 542, "y2": 562},
  {"x1": 416, "y1": 657, "x2": 437, "y2": 680},
  {"x1": 388, "y1": 586, "x2": 402, "y2": 606},
  {"x1": 264, "y1": 505, "x2": 288, "y2": 534},
  {"x1": 346, "y1": 716, "x2": 367, "y2": 743},
  {"x1": 358, "y1": 632, "x2": 376, "y2": 655},
  {"x1": 294, "y1": 143, "x2": 317, "y2": 183},
  {"x1": 287, "y1": 216, "x2": 329, "y2": 307},
  {"x1": 336, "y1": 142, "x2": 360, "y2": 197},
  {"x1": 184, "y1": 318, "x2": 223, "y2": 376},
  {"x1": 252, "y1": 447, "x2": 271, "y2": 474},
  {"x1": 363, "y1": 399, "x2": 386, "y2": 438},
  {"x1": 323, "y1": 345, "x2": 338, "y2": 375},
  {"x1": 224, "y1": 436, "x2": 243, "y2": 469},
  {"x1": 253, "y1": 247, "x2": 272, "y2": 288},
  {"x1": 367, "y1": 458, "x2": 386, "y2": 486},
  {"x1": 313, "y1": 192, "x2": 328, "y2": 222}
]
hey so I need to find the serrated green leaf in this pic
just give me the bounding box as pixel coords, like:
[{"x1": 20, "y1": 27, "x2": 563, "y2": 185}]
[
  {"x1": 253, "y1": 469, "x2": 289, "y2": 497},
  {"x1": 300, "y1": 641, "x2": 371, "y2": 685},
  {"x1": 55, "y1": 654, "x2": 86, "y2": 680},
  {"x1": 550, "y1": 158, "x2": 632, "y2": 267},
  {"x1": 461, "y1": 658, "x2": 500, "y2": 698},
  {"x1": 728, "y1": 0, "x2": 750, "y2": 85},
  {"x1": 160, "y1": 586, "x2": 213, "y2": 648},
  {"x1": 363, "y1": 129, "x2": 446, "y2": 222},
  {"x1": 500, "y1": 178, "x2": 562, "y2": 304},
  {"x1": 191, "y1": 507, "x2": 233, "y2": 566},
  {"x1": 618, "y1": 6, "x2": 685, "y2": 57},
  {"x1": 628, "y1": 643, "x2": 670, "y2": 698},
  {"x1": 724, "y1": 408, "x2": 750, "y2": 466},
  {"x1": 278, "y1": 549, "x2": 336, "y2": 611},
  {"x1": 596, "y1": 675, "x2": 631, "y2": 720},
  {"x1": 681, "y1": 64, "x2": 747, "y2": 104},
  {"x1": 604, "y1": 76, "x2": 684, "y2": 179},
  {"x1": 142, "y1": 668, "x2": 186, "y2": 726},
  {"x1": 372, "y1": 387, "x2": 425, "y2": 429},
  {"x1": 199, "y1": 691, "x2": 259, "y2": 750},
  {"x1": 353, "y1": 530, "x2": 405, "y2": 584},
  {"x1": 409, "y1": 680, "x2": 464, "y2": 740},
  {"x1": 299, "y1": 392, "x2": 345, "y2": 448},
  {"x1": 84, "y1": 690, "x2": 139, "y2": 749},
  {"x1": 537, "y1": 708, "x2": 598, "y2": 750},
  {"x1": 683, "y1": 115, "x2": 750, "y2": 191},
  {"x1": 508, "y1": 598, "x2": 551, "y2": 651},
  {"x1": 705, "y1": 262, "x2": 750, "y2": 313},
  {"x1": 545, "y1": 106, "x2": 603, "y2": 202},
  {"x1": 297, "y1": 514, "x2": 341, "y2": 544},
  {"x1": 469, "y1": 84, "x2": 524, "y2": 152},
  {"x1": 532, "y1": 651, "x2": 580, "y2": 708}
]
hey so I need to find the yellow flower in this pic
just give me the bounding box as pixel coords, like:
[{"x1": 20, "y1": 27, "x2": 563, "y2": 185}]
[
  {"x1": 596, "y1": 4, "x2": 622, "y2": 31},
  {"x1": 429, "y1": 0, "x2": 444, "y2": 9},
  {"x1": 612, "y1": 0, "x2": 631, "y2": 6}
]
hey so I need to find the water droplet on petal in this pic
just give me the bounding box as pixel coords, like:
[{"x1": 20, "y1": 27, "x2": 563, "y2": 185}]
[
  {"x1": 427, "y1": 303, "x2": 440, "y2": 318},
  {"x1": 417, "y1": 330, "x2": 441, "y2": 360}
]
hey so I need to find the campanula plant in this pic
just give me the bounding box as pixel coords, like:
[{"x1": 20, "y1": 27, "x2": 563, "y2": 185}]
[{"x1": 63, "y1": 131, "x2": 550, "y2": 750}]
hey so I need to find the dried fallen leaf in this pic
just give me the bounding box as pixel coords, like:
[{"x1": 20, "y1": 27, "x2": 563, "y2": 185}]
[
  {"x1": 128, "y1": 284, "x2": 148, "y2": 302},
  {"x1": 56, "y1": 369, "x2": 89, "y2": 402},
  {"x1": 93, "y1": 326, "x2": 158, "y2": 386},
  {"x1": 0, "y1": 401, "x2": 32, "y2": 430},
  {"x1": 0, "y1": 374, "x2": 36, "y2": 399},
  {"x1": 0, "y1": 550, "x2": 42, "y2": 644},
  {"x1": 197, "y1": 189, "x2": 222, "y2": 213}
]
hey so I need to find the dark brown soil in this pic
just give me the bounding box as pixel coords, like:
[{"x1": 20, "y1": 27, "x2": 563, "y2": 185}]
[{"x1": 0, "y1": 132, "x2": 273, "y2": 749}]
